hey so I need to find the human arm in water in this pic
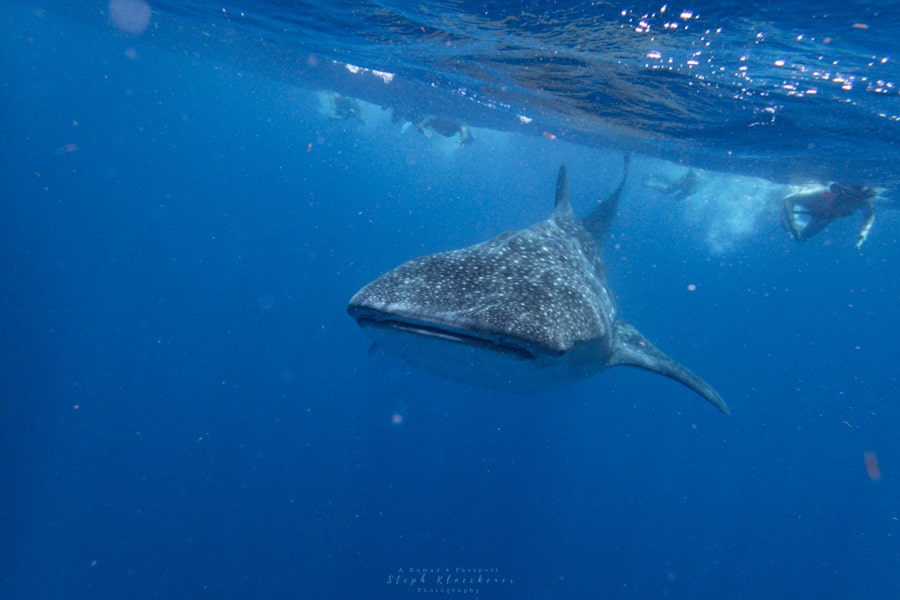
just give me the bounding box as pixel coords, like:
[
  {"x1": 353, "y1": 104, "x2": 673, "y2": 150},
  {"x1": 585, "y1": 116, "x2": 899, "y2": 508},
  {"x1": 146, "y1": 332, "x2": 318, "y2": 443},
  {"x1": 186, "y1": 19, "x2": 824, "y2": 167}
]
[{"x1": 856, "y1": 200, "x2": 875, "y2": 249}]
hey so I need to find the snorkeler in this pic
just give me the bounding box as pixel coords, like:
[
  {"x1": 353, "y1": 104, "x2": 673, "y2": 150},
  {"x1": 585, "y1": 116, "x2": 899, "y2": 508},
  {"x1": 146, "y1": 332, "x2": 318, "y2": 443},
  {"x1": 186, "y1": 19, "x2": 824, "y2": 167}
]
[
  {"x1": 643, "y1": 168, "x2": 702, "y2": 200},
  {"x1": 393, "y1": 109, "x2": 474, "y2": 147},
  {"x1": 323, "y1": 92, "x2": 364, "y2": 123},
  {"x1": 414, "y1": 115, "x2": 474, "y2": 147},
  {"x1": 781, "y1": 182, "x2": 878, "y2": 249}
]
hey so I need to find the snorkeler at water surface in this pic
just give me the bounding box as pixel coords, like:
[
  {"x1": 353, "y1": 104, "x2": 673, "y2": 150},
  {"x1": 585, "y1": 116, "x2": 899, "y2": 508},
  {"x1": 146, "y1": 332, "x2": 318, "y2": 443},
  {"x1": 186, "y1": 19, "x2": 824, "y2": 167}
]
[
  {"x1": 781, "y1": 182, "x2": 883, "y2": 249},
  {"x1": 392, "y1": 109, "x2": 474, "y2": 148},
  {"x1": 643, "y1": 168, "x2": 704, "y2": 200}
]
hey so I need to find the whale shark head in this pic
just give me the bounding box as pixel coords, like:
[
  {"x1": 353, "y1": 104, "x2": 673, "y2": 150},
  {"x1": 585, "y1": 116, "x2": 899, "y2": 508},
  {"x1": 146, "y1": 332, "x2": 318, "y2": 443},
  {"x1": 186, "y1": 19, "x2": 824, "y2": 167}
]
[{"x1": 348, "y1": 160, "x2": 728, "y2": 414}]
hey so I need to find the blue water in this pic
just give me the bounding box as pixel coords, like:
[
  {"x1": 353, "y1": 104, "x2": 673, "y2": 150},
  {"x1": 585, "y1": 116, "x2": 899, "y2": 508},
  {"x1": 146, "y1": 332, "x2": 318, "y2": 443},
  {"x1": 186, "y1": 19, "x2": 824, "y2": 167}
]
[{"x1": 2, "y1": 1, "x2": 898, "y2": 598}]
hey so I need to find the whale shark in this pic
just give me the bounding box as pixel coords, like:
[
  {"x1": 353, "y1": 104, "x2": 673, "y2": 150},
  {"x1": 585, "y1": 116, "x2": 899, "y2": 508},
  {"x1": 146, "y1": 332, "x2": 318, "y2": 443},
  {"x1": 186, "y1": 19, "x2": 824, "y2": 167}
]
[{"x1": 347, "y1": 157, "x2": 728, "y2": 414}]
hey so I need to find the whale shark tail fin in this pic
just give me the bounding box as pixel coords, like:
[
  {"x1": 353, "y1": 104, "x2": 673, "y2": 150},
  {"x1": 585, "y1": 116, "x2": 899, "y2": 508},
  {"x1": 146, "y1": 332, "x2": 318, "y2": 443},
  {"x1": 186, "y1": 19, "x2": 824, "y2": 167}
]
[
  {"x1": 552, "y1": 164, "x2": 572, "y2": 217},
  {"x1": 609, "y1": 319, "x2": 729, "y2": 415},
  {"x1": 582, "y1": 152, "x2": 631, "y2": 239}
]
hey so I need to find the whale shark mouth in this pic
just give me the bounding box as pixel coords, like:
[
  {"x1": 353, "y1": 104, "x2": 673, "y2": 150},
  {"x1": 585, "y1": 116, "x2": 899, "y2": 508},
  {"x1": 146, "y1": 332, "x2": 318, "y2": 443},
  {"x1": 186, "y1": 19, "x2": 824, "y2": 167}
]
[{"x1": 348, "y1": 307, "x2": 541, "y2": 360}]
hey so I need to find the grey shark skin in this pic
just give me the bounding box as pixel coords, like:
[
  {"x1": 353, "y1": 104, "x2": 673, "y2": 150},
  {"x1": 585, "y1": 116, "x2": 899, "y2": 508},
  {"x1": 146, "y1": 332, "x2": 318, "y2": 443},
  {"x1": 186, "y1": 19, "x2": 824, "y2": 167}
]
[{"x1": 347, "y1": 158, "x2": 728, "y2": 414}]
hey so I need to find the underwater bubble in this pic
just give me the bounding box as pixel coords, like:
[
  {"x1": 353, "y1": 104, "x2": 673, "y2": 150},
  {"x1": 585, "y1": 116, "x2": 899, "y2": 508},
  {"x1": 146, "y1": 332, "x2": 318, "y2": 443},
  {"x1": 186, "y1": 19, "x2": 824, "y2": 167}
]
[{"x1": 109, "y1": 0, "x2": 152, "y2": 35}]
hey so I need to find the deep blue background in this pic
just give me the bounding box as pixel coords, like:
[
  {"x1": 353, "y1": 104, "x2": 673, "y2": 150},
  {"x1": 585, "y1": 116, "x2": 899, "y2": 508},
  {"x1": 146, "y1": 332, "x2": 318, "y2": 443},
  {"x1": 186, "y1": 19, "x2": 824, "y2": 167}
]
[{"x1": 2, "y1": 3, "x2": 898, "y2": 599}]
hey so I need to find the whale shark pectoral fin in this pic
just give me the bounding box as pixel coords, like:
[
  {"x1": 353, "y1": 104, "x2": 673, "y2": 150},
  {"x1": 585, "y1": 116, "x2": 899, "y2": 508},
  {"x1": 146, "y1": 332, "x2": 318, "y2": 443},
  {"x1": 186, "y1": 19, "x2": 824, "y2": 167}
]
[{"x1": 609, "y1": 320, "x2": 729, "y2": 415}]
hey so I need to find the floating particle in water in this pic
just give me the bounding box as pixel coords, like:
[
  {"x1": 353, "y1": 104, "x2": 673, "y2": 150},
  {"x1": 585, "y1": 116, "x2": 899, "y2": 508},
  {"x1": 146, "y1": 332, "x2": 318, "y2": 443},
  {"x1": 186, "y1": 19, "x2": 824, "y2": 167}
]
[
  {"x1": 109, "y1": 0, "x2": 151, "y2": 35},
  {"x1": 864, "y1": 451, "x2": 881, "y2": 481},
  {"x1": 256, "y1": 294, "x2": 276, "y2": 310}
]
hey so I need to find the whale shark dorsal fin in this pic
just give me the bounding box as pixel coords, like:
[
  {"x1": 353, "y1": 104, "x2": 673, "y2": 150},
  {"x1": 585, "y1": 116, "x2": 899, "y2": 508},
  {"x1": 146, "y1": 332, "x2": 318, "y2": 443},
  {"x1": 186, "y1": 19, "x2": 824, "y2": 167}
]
[
  {"x1": 553, "y1": 164, "x2": 572, "y2": 216},
  {"x1": 609, "y1": 319, "x2": 730, "y2": 415}
]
